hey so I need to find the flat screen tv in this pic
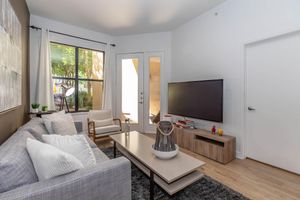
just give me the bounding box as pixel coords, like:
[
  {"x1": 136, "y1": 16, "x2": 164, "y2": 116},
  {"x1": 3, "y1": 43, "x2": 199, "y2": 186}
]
[{"x1": 168, "y1": 79, "x2": 223, "y2": 122}]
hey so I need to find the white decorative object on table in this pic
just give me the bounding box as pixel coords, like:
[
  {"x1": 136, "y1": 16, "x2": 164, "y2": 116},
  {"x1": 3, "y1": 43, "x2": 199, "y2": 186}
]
[
  {"x1": 32, "y1": 108, "x2": 39, "y2": 113},
  {"x1": 152, "y1": 144, "x2": 179, "y2": 159}
]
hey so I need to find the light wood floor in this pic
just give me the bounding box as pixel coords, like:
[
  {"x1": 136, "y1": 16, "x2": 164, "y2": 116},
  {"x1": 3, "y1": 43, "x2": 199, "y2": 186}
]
[{"x1": 95, "y1": 135, "x2": 300, "y2": 200}]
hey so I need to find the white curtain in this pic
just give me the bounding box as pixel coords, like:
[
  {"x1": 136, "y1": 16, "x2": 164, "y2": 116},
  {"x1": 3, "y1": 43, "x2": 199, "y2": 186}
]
[
  {"x1": 35, "y1": 29, "x2": 55, "y2": 110},
  {"x1": 102, "y1": 46, "x2": 113, "y2": 111}
]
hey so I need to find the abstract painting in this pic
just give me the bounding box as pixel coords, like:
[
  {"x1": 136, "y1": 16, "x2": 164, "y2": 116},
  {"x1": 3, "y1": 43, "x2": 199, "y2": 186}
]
[{"x1": 0, "y1": 0, "x2": 22, "y2": 112}]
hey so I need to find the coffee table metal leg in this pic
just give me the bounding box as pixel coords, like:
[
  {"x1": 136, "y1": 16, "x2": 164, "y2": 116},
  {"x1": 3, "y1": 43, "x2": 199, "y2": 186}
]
[
  {"x1": 113, "y1": 141, "x2": 116, "y2": 158},
  {"x1": 150, "y1": 171, "x2": 154, "y2": 200}
]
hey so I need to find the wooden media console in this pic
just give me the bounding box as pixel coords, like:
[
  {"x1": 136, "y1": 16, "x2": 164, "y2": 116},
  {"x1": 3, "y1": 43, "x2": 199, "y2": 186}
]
[{"x1": 173, "y1": 127, "x2": 236, "y2": 164}]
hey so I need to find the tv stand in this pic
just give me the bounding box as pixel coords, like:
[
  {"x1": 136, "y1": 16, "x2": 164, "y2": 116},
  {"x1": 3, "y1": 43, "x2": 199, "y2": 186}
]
[{"x1": 173, "y1": 127, "x2": 236, "y2": 164}]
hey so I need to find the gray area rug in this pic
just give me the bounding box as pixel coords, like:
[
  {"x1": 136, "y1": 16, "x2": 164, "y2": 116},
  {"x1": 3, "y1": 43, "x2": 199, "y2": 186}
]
[{"x1": 101, "y1": 147, "x2": 248, "y2": 200}]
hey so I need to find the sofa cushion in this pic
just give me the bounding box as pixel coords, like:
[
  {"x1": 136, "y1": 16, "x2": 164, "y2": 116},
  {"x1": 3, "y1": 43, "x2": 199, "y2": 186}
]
[
  {"x1": 95, "y1": 125, "x2": 121, "y2": 135},
  {"x1": 26, "y1": 138, "x2": 83, "y2": 181},
  {"x1": 18, "y1": 118, "x2": 49, "y2": 141},
  {"x1": 42, "y1": 135, "x2": 96, "y2": 168},
  {"x1": 18, "y1": 118, "x2": 48, "y2": 133},
  {"x1": 0, "y1": 131, "x2": 38, "y2": 193},
  {"x1": 27, "y1": 127, "x2": 44, "y2": 142}
]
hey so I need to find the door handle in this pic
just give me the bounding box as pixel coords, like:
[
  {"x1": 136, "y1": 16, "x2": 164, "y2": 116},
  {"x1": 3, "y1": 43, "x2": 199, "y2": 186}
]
[
  {"x1": 248, "y1": 107, "x2": 256, "y2": 111},
  {"x1": 139, "y1": 101, "x2": 143, "y2": 104}
]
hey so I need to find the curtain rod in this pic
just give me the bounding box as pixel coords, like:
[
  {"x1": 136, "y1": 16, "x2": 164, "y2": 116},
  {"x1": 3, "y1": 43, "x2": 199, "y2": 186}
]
[{"x1": 30, "y1": 25, "x2": 116, "y2": 47}]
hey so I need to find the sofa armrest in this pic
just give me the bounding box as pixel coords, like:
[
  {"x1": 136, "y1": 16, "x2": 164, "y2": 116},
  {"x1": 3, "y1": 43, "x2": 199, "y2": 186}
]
[
  {"x1": 0, "y1": 157, "x2": 131, "y2": 200},
  {"x1": 113, "y1": 118, "x2": 122, "y2": 131},
  {"x1": 77, "y1": 132, "x2": 97, "y2": 148},
  {"x1": 87, "y1": 118, "x2": 96, "y2": 141},
  {"x1": 74, "y1": 121, "x2": 83, "y2": 133}
]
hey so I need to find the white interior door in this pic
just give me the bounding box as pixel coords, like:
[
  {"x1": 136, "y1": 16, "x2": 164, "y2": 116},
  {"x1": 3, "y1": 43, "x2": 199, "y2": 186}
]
[
  {"x1": 246, "y1": 32, "x2": 300, "y2": 174},
  {"x1": 117, "y1": 53, "x2": 144, "y2": 132}
]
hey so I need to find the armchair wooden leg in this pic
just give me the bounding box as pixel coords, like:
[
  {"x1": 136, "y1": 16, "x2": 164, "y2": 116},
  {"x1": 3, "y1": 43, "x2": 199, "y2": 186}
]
[
  {"x1": 87, "y1": 119, "x2": 97, "y2": 142},
  {"x1": 93, "y1": 133, "x2": 96, "y2": 142}
]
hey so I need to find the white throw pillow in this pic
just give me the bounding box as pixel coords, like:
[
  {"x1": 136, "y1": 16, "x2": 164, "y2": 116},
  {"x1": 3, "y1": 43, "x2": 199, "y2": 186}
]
[
  {"x1": 51, "y1": 114, "x2": 77, "y2": 135},
  {"x1": 42, "y1": 110, "x2": 65, "y2": 134},
  {"x1": 26, "y1": 138, "x2": 83, "y2": 181},
  {"x1": 94, "y1": 118, "x2": 113, "y2": 127},
  {"x1": 42, "y1": 135, "x2": 97, "y2": 168}
]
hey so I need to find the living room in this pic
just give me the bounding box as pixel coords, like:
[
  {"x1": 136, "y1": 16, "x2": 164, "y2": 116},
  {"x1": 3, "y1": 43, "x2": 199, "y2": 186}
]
[{"x1": 0, "y1": 0, "x2": 299, "y2": 199}]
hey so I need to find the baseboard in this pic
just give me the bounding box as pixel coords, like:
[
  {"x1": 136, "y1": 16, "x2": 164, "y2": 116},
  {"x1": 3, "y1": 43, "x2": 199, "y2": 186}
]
[{"x1": 236, "y1": 151, "x2": 245, "y2": 160}]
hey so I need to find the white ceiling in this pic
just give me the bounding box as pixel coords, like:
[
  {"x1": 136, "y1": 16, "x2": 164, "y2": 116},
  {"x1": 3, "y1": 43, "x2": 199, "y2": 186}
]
[{"x1": 26, "y1": 0, "x2": 225, "y2": 36}]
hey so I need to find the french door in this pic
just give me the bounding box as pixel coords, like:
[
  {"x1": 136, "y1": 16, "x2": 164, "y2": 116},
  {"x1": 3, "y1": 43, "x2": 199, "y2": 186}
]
[{"x1": 116, "y1": 52, "x2": 162, "y2": 133}]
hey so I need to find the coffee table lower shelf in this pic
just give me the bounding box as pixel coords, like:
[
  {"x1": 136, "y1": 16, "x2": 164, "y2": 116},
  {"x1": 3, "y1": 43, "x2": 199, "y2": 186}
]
[{"x1": 116, "y1": 144, "x2": 204, "y2": 197}]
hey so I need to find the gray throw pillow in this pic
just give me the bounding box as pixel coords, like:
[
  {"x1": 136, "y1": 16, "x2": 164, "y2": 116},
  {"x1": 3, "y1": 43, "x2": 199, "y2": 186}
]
[
  {"x1": 28, "y1": 127, "x2": 45, "y2": 142},
  {"x1": 0, "y1": 131, "x2": 38, "y2": 193},
  {"x1": 27, "y1": 123, "x2": 49, "y2": 142}
]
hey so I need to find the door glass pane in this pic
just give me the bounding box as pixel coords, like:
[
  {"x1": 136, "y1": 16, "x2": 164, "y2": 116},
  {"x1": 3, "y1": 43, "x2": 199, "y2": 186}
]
[
  {"x1": 78, "y1": 80, "x2": 103, "y2": 111},
  {"x1": 122, "y1": 58, "x2": 139, "y2": 123},
  {"x1": 51, "y1": 43, "x2": 75, "y2": 78},
  {"x1": 78, "y1": 48, "x2": 104, "y2": 80},
  {"x1": 149, "y1": 57, "x2": 161, "y2": 124}
]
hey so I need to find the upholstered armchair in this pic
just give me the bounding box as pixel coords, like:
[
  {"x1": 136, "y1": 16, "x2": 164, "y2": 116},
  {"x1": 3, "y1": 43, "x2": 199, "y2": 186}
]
[{"x1": 87, "y1": 110, "x2": 122, "y2": 141}]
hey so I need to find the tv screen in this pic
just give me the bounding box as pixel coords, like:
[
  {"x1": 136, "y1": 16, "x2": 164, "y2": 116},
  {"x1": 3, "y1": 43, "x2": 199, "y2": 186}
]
[{"x1": 168, "y1": 79, "x2": 223, "y2": 122}]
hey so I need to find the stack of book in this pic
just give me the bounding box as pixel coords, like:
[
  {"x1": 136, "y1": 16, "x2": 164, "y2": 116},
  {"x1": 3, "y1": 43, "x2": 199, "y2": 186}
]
[{"x1": 174, "y1": 120, "x2": 196, "y2": 129}]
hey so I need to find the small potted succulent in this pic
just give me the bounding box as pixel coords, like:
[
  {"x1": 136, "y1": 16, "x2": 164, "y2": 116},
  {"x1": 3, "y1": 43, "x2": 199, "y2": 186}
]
[
  {"x1": 31, "y1": 103, "x2": 40, "y2": 113},
  {"x1": 42, "y1": 105, "x2": 48, "y2": 112}
]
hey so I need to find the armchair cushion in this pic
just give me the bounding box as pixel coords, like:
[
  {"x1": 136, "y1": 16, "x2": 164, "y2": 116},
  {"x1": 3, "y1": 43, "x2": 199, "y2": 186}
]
[
  {"x1": 88, "y1": 110, "x2": 112, "y2": 121},
  {"x1": 95, "y1": 125, "x2": 121, "y2": 135},
  {"x1": 93, "y1": 118, "x2": 113, "y2": 127}
]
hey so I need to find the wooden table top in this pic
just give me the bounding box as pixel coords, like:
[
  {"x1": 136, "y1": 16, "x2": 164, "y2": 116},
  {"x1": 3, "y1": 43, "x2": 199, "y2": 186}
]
[{"x1": 110, "y1": 131, "x2": 205, "y2": 183}]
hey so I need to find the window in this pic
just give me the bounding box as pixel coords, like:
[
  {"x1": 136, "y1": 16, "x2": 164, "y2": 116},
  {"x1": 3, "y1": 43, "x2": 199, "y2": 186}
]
[{"x1": 51, "y1": 42, "x2": 104, "y2": 112}]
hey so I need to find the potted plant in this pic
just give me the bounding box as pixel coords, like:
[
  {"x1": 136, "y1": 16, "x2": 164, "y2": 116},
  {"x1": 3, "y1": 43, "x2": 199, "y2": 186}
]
[
  {"x1": 42, "y1": 105, "x2": 48, "y2": 112},
  {"x1": 31, "y1": 103, "x2": 40, "y2": 113}
]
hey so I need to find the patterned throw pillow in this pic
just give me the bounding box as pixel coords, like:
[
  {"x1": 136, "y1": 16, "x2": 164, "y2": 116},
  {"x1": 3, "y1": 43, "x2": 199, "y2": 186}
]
[
  {"x1": 42, "y1": 135, "x2": 97, "y2": 168},
  {"x1": 26, "y1": 138, "x2": 83, "y2": 181}
]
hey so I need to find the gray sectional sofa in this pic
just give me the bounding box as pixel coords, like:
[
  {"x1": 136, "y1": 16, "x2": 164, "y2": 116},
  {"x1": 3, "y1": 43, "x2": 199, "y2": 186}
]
[{"x1": 0, "y1": 118, "x2": 131, "y2": 200}]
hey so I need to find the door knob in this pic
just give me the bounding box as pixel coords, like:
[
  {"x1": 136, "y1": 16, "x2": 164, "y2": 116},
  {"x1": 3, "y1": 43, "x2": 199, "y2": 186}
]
[{"x1": 248, "y1": 107, "x2": 256, "y2": 111}]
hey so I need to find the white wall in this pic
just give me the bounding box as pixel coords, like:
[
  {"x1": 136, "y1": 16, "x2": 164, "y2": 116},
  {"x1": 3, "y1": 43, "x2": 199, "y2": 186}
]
[
  {"x1": 171, "y1": 0, "x2": 300, "y2": 158},
  {"x1": 114, "y1": 32, "x2": 172, "y2": 119}
]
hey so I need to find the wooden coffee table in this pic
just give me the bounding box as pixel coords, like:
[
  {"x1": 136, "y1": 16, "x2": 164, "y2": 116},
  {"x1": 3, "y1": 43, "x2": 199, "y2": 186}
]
[{"x1": 110, "y1": 131, "x2": 205, "y2": 200}]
